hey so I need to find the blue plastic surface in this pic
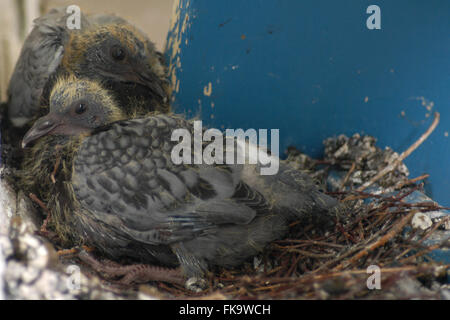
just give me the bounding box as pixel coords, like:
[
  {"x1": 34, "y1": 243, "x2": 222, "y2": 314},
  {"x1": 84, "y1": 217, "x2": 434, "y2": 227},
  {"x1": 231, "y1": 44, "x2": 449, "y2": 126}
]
[{"x1": 166, "y1": 0, "x2": 450, "y2": 206}]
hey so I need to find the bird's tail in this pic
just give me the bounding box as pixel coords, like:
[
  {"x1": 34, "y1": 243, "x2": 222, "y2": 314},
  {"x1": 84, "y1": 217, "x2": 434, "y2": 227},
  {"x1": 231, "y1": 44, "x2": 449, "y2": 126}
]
[{"x1": 265, "y1": 163, "x2": 340, "y2": 225}]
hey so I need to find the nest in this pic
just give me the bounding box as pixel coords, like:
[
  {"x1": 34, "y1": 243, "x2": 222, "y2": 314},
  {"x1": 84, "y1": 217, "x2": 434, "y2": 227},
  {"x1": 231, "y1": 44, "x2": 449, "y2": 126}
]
[
  {"x1": 154, "y1": 188, "x2": 448, "y2": 299},
  {"x1": 139, "y1": 129, "x2": 449, "y2": 299}
]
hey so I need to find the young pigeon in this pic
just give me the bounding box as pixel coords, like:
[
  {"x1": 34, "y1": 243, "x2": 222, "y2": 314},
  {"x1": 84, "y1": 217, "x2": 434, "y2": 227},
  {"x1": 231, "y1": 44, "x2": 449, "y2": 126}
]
[
  {"x1": 7, "y1": 6, "x2": 169, "y2": 128},
  {"x1": 21, "y1": 77, "x2": 338, "y2": 286}
]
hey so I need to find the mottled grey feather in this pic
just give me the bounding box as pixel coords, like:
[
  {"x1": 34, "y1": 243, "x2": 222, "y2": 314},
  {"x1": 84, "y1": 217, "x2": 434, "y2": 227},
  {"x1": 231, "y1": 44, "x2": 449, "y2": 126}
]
[
  {"x1": 69, "y1": 114, "x2": 338, "y2": 276},
  {"x1": 72, "y1": 116, "x2": 259, "y2": 245}
]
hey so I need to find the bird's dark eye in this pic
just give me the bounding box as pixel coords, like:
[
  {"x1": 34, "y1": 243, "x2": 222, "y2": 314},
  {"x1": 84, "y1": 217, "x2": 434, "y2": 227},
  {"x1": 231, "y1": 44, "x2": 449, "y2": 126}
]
[
  {"x1": 75, "y1": 103, "x2": 87, "y2": 114},
  {"x1": 111, "y1": 45, "x2": 126, "y2": 61}
]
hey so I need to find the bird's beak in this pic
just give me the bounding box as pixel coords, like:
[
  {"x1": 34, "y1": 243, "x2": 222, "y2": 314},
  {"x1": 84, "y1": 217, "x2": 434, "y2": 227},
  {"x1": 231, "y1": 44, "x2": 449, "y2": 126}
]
[
  {"x1": 22, "y1": 114, "x2": 63, "y2": 148},
  {"x1": 125, "y1": 68, "x2": 165, "y2": 99}
]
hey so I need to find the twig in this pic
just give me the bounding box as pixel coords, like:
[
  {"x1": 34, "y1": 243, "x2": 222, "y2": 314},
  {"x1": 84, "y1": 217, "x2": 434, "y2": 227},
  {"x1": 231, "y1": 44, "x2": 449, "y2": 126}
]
[
  {"x1": 29, "y1": 192, "x2": 49, "y2": 214},
  {"x1": 57, "y1": 245, "x2": 94, "y2": 257},
  {"x1": 29, "y1": 192, "x2": 52, "y2": 234},
  {"x1": 285, "y1": 249, "x2": 336, "y2": 259},
  {"x1": 398, "y1": 242, "x2": 447, "y2": 264},
  {"x1": 357, "y1": 112, "x2": 440, "y2": 192},
  {"x1": 395, "y1": 174, "x2": 429, "y2": 189},
  {"x1": 310, "y1": 244, "x2": 366, "y2": 273},
  {"x1": 314, "y1": 264, "x2": 448, "y2": 279},
  {"x1": 50, "y1": 155, "x2": 61, "y2": 184},
  {"x1": 258, "y1": 264, "x2": 450, "y2": 286},
  {"x1": 340, "y1": 162, "x2": 356, "y2": 190},
  {"x1": 286, "y1": 254, "x2": 303, "y2": 277},
  {"x1": 334, "y1": 210, "x2": 417, "y2": 270},
  {"x1": 275, "y1": 239, "x2": 346, "y2": 248}
]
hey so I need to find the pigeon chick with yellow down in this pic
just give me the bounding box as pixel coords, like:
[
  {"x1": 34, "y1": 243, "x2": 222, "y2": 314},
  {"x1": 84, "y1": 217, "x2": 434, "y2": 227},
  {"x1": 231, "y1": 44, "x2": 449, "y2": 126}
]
[
  {"x1": 12, "y1": 7, "x2": 171, "y2": 209},
  {"x1": 22, "y1": 77, "x2": 339, "y2": 288},
  {"x1": 7, "y1": 6, "x2": 169, "y2": 129}
]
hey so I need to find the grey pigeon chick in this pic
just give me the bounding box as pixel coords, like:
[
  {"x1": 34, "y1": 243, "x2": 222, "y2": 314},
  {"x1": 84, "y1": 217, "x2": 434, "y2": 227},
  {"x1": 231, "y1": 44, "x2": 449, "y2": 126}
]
[
  {"x1": 22, "y1": 77, "x2": 338, "y2": 285},
  {"x1": 7, "y1": 6, "x2": 169, "y2": 128}
]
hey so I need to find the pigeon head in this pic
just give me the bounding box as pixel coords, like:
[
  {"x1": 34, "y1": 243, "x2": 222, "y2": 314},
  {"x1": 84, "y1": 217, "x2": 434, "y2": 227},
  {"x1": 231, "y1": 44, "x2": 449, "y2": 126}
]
[
  {"x1": 22, "y1": 76, "x2": 124, "y2": 148},
  {"x1": 61, "y1": 23, "x2": 167, "y2": 101}
]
